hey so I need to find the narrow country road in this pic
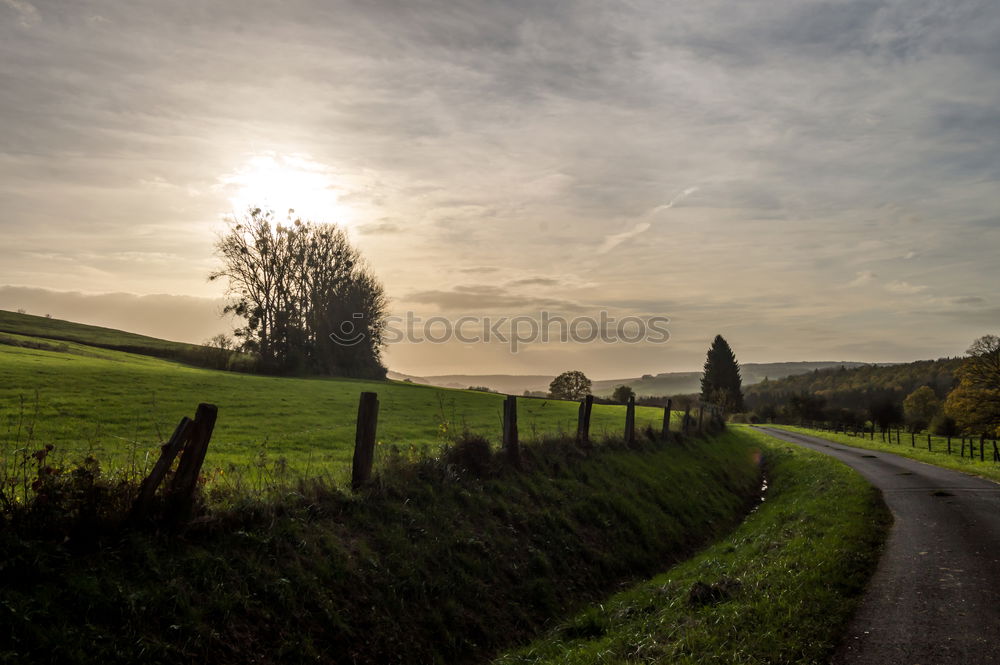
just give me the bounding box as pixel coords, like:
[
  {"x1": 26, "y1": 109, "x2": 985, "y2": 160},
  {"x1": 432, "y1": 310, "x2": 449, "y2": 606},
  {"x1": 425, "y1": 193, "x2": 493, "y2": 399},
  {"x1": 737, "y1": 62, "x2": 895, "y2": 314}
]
[{"x1": 756, "y1": 426, "x2": 1000, "y2": 665}]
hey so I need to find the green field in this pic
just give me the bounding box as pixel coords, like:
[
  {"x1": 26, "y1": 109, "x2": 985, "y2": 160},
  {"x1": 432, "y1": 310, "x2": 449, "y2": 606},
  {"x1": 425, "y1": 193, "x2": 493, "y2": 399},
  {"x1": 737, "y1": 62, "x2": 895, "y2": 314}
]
[{"x1": 0, "y1": 329, "x2": 676, "y2": 482}]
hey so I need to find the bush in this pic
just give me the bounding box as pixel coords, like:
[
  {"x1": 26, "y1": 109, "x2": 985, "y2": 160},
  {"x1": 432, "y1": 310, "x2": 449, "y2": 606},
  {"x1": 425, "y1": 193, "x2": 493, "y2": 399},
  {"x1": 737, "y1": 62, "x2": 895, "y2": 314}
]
[{"x1": 930, "y1": 413, "x2": 959, "y2": 437}]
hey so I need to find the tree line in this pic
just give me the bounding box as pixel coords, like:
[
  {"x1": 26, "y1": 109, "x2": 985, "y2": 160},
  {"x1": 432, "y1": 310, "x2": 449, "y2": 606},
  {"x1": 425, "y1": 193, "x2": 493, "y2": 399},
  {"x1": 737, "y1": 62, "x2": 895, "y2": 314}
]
[{"x1": 743, "y1": 336, "x2": 1000, "y2": 437}]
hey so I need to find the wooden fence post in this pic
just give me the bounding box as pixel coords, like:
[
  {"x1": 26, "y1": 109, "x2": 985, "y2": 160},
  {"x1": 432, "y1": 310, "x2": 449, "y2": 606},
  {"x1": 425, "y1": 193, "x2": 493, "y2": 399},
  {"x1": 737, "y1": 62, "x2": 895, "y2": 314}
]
[
  {"x1": 503, "y1": 395, "x2": 521, "y2": 468},
  {"x1": 661, "y1": 398, "x2": 672, "y2": 439},
  {"x1": 576, "y1": 395, "x2": 593, "y2": 445},
  {"x1": 870, "y1": 424, "x2": 874, "y2": 440},
  {"x1": 947, "y1": 435, "x2": 951, "y2": 455},
  {"x1": 683, "y1": 406, "x2": 691, "y2": 435},
  {"x1": 624, "y1": 395, "x2": 636, "y2": 444},
  {"x1": 980, "y1": 433, "x2": 986, "y2": 462},
  {"x1": 129, "y1": 416, "x2": 193, "y2": 523},
  {"x1": 166, "y1": 403, "x2": 218, "y2": 522},
  {"x1": 910, "y1": 431, "x2": 915, "y2": 447},
  {"x1": 993, "y1": 439, "x2": 999, "y2": 463},
  {"x1": 927, "y1": 432, "x2": 932, "y2": 451},
  {"x1": 351, "y1": 392, "x2": 380, "y2": 491},
  {"x1": 697, "y1": 405, "x2": 704, "y2": 434}
]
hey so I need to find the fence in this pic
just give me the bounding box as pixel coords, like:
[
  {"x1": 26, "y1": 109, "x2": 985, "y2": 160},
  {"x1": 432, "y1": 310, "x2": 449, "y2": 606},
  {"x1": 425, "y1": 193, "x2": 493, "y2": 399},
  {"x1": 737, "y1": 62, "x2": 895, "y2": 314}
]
[
  {"x1": 131, "y1": 395, "x2": 728, "y2": 521},
  {"x1": 806, "y1": 421, "x2": 1000, "y2": 465}
]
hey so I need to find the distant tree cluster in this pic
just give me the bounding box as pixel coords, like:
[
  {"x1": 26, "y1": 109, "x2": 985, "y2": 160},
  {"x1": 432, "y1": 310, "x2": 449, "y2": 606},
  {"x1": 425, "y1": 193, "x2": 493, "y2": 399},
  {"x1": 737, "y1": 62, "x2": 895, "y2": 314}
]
[
  {"x1": 210, "y1": 208, "x2": 388, "y2": 377},
  {"x1": 741, "y1": 334, "x2": 999, "y2": 436}
]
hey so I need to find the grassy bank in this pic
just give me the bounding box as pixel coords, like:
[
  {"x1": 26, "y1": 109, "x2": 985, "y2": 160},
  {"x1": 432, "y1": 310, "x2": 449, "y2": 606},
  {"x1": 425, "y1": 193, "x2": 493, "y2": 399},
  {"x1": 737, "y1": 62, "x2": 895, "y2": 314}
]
[
  {"x1": 0, "y1": 337, "x2": 674, "y2": 479},
  {"x1": 774, "y1": 425, "x2": 1000, "y2": 484},
  {"x1": 492, "y1": 426, "x2": 890, "y2": 665},
  {"x1": 1, "y1": 429, "x2": 760, "y2": 664}
]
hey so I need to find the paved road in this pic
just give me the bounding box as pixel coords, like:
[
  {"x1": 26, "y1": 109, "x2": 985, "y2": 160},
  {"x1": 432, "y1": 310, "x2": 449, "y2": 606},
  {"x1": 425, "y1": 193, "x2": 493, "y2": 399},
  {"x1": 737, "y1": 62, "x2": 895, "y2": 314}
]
[{"x1": 756, "y1": 426, "x2": 1000, "y2": 665}]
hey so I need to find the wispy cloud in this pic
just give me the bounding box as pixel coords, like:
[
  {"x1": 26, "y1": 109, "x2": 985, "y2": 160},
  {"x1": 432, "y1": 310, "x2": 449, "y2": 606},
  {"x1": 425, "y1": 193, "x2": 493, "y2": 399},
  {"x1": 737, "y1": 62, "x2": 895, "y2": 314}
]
[
  {"x1": 598, "y1": 187, "x2": 698, "y2": 254},
  {"x1": 885, "y1": 280, "x2": 928, "y2": 294}
]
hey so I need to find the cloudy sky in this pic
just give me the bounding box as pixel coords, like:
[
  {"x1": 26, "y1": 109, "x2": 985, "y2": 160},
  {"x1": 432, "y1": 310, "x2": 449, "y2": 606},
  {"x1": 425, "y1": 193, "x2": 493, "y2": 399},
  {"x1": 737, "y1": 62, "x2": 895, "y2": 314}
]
[{"x1": 2, "y1": 0, "x2": 998, "y2": 378}]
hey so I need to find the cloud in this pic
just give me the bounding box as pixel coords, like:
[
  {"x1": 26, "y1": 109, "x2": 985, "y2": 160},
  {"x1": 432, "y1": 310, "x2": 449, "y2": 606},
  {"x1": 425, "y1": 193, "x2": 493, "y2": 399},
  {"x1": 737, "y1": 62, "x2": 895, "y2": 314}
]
[
  {"x1": 506, "y1": 277, "x2": 561, "y2": 288},
  {"x1": 598, "y1": 222, "x2": 651, "y2": 254},
  {"x1": 405, "y1": 284, "x2": 586, "y2": 313},
  {"x1": 885, "y1": 280, "x2": 928, "y2": 294},
  {"x1": 1, "y1": 0, "x2": 39, "y2": 27},
  {"x1": 847, "y1": 271, "x2": 877, "y2": 287},
  {"x1": 598, "y1": 187, "x2": 698, "y2": 254}
]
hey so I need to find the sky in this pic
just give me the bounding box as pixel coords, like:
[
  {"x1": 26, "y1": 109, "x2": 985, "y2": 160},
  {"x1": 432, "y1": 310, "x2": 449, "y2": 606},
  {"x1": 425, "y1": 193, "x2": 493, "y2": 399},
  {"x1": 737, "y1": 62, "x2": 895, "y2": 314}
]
[{"x1": 1, "y1": 0, "x2": 998, "y2": 379}]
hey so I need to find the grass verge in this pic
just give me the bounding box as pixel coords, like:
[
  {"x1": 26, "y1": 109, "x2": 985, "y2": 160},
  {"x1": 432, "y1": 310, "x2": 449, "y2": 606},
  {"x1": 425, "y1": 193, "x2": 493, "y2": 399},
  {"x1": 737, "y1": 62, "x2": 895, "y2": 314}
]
[
  {"x1": 1, "y1": 429, "x2": 759, "y2": 665},
  {"x1": 492, "y1": 426, "x2": 890, "y2": 665},
  {"x1": 772, "y1": 425, "x2": 1000, "y2": 484}
]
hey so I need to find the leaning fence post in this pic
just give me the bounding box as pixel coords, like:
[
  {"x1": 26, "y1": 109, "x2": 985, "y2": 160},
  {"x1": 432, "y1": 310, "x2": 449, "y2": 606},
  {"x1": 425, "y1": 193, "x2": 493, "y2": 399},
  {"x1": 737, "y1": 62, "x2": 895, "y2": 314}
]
[
  {"x1": 129, "y1": 416, "x2": 193, "y2": 523},
  {"x1": 351, "y1": 392, "x2": 380, "y2": 491},
  {"x1": 576, "y1": 395, "x2": 593, "y2": 445},
  {"x1": 503, "y1": 395, "x2": 521, "y2": 468},
  {"x1": 624, "y1": 395, "x2": 636, "y2": 444},
  {"x1": 166, "y1": 403, "x2": 218, "y2": 521},
  {"x1": 661, "y1": 398, "x2": 672, "y2": 439}
]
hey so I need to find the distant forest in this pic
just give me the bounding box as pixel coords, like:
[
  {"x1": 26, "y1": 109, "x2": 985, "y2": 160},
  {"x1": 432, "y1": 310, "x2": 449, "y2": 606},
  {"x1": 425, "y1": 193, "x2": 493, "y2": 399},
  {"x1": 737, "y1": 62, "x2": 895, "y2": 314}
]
[{"x1": 744, "y1": 358, "x2": 963, "y2": 424}]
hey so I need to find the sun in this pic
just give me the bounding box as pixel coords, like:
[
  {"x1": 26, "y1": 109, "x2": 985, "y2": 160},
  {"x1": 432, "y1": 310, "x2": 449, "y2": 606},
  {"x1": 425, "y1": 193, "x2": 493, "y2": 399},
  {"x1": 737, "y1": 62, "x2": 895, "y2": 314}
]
[{"x1": 219, "y1": 153, "x2": 353, "y2": 225}]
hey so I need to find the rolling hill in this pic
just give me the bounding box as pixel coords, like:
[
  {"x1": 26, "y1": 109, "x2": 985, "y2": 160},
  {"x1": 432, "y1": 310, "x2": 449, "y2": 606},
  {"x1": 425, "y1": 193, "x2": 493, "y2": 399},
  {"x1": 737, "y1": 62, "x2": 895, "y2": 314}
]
[{"x1": 396, "y1": 361, "x2": 874, "y2": 397}]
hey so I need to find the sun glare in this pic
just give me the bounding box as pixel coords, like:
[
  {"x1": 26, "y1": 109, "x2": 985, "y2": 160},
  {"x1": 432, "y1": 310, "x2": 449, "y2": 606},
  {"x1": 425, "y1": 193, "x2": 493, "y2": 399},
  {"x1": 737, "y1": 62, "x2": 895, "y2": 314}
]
[{"x1": 219, "y1": 153, "x2": 353, "y2": 225}]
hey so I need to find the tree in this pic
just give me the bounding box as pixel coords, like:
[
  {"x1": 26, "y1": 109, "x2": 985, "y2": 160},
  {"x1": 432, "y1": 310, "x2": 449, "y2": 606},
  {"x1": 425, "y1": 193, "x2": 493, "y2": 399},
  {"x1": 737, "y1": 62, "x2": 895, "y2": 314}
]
[
  {"x1": 903, "y1": 386, "x2": 940, "y2": 432},
  {"x1": 611, "y1": 384, "x2": 636, "y2": 404},
  {"x1": 945, "y1": 335, "x2": 1000, "y2": 435},
  {"x1": 700, "y1": 335, "x2": 744, "y2": 412},
  {"x1": 869, "y1": 397, "x2": 902, "y2": 432},
  {"x1": 209, "y1": 208, "x2": 388, "y2": 378},
  {"x1": 549, "y1": 370, "x2": 592, "y2": 400}
]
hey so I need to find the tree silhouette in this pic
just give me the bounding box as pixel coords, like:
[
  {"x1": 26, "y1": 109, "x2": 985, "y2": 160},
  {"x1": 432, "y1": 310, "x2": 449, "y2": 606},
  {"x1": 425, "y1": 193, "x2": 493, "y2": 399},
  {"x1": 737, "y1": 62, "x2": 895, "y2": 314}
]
[
  {"x1": 611, "y1": 384, "x2": 636, "y2": 404},
  {"x1": 700, "y1": 335, "x2": 744, "y2": 412},
  {"x1": 210, "y1": 208, "x2": 388, "y2": 377},
  {"x1": 549, "y1": 370, "x2": 592, "y2": 400}
]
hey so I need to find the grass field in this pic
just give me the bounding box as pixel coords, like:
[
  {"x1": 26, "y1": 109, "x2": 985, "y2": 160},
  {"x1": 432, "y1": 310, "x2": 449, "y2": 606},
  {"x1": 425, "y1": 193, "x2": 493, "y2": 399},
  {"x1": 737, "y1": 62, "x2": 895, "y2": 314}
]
[
  {"x1": 772, "y1": 424, "x2": 1000, "y2": 484},
  {"x1": 492, "y1": 425, "x2": 890, "y2": 665},
  {"x1": 0, "y1": 332, "x2": 676, "y2": 481}
]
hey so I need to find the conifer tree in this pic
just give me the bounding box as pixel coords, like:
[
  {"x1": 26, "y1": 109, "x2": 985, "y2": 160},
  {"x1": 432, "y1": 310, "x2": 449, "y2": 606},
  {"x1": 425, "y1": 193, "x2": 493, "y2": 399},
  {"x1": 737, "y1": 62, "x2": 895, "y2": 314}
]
[{"x1": 700, "y1": 335, "x2": 744, "y2": 412}]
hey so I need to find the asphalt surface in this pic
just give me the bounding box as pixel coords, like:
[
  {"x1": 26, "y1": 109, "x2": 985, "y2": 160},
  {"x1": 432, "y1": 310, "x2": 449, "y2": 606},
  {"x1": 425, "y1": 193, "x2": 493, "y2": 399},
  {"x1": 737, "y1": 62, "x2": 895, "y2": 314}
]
[{"x1": 755, "y1": 426, "x2": 1000, "y2": 665}]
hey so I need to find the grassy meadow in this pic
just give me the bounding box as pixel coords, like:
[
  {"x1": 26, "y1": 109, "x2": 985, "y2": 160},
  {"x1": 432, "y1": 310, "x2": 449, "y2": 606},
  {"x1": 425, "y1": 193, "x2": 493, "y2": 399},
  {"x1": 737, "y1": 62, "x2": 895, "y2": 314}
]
[{"x1": 0, "y1": 329, "x2": 675, "y2": 482}]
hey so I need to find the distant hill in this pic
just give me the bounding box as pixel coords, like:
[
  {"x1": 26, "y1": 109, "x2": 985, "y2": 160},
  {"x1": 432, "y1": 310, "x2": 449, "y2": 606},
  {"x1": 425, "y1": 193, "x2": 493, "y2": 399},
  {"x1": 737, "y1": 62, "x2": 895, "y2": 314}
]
[
  {"x1": 745, "y1": 357, "x2": 963, "y2": 413},
  {"x1": 393, "y1": 361, "x2": 874, "y2": 397},
  {"x1": 0, "y1": 309, "x2": 202, "y2": 356},
  {"x1": 0, "y1": 309, "x2": 248, "y2": 370}
]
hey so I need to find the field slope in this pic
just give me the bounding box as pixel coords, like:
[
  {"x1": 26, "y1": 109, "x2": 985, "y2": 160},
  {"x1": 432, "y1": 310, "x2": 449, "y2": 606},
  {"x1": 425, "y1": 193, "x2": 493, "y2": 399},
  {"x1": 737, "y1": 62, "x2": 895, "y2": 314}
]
[{"x1": 0, "y1": 331, "x2": 675, "y2": 478}]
